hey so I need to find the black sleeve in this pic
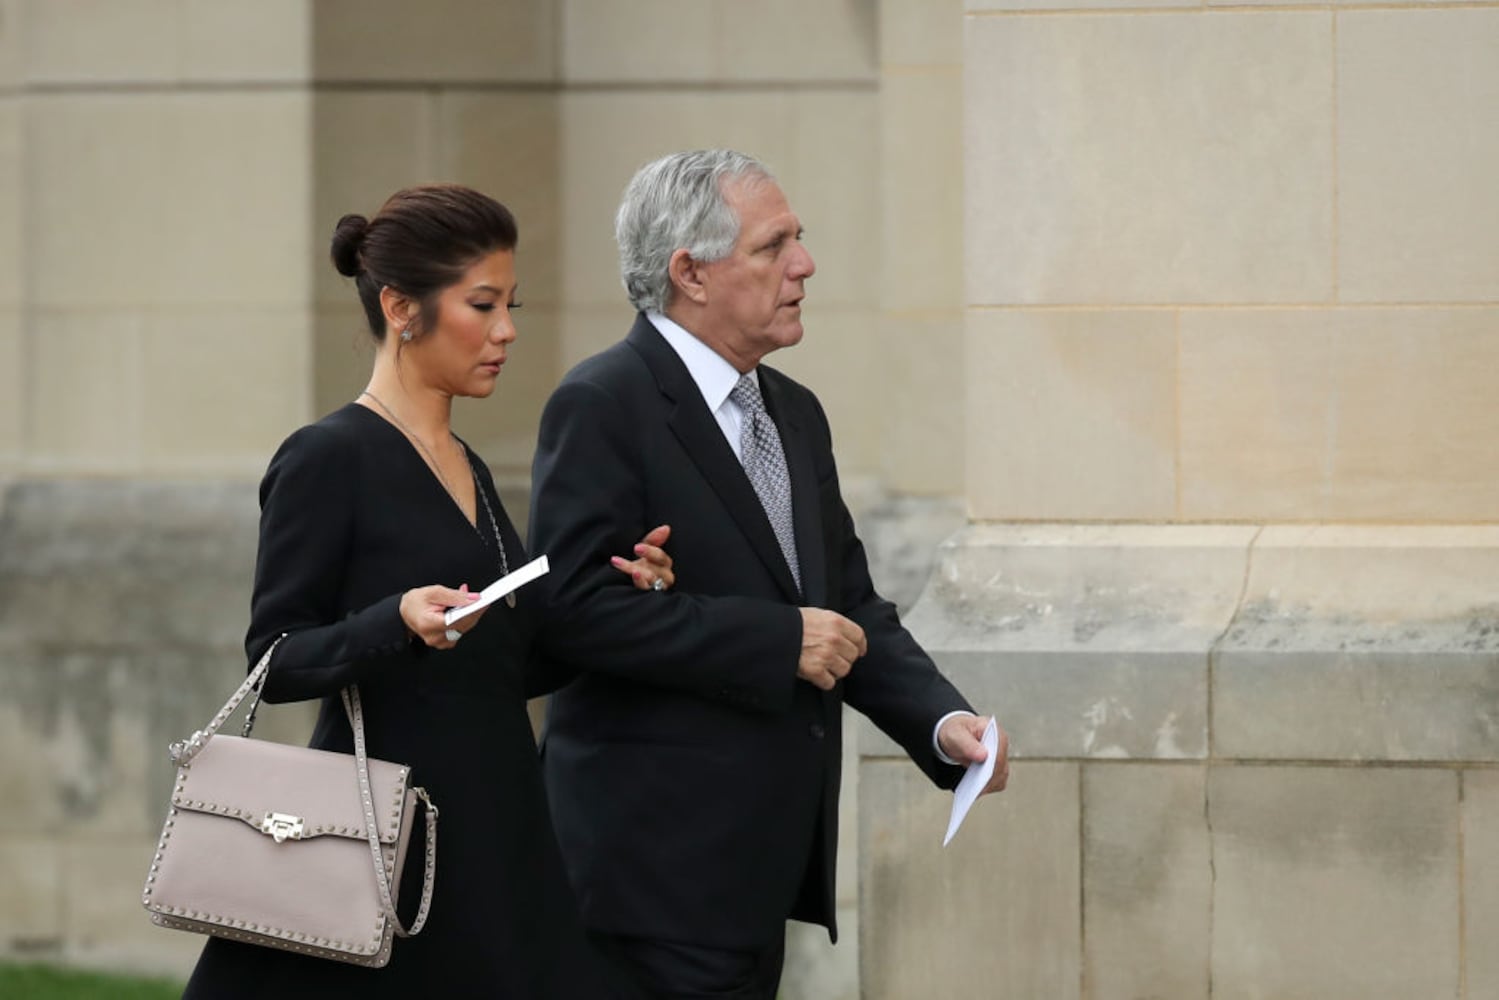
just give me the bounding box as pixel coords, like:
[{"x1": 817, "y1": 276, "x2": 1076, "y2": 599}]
[
  {"x1": 245, "y1": 423, "x2": 425, "y2": 703},
  {"x1": 523, "y1": 652, "x2": 581, "y2": 699},
  {"x1": 529, "y1": 376, "x2": 803, "y2": 714},
  {"x1": 804, "y1": 394, "x2": 974, "y2": 789}
]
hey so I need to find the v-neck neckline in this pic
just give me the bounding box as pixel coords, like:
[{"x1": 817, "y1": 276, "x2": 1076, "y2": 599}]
[{"x1": 351, "y1": 401, "x2": 482, "y2": 532}]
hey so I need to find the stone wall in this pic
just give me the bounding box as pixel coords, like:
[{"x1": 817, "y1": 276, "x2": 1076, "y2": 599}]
[
  {"x1": 4, "y1": 0, "x2": 316, "y2": 480},
  {"x1": 0, "y1": 0, "x2": 897, "y2": 487},
  {"x1": 855, "y1": 1, "x2": 1499, "y2": 997},
  {"x1": 863, "y1": 526, "x2": 1499, "y2": 997},
  {"x1": 959, "y1": 5, "x2": 1499, "y2": 520}
]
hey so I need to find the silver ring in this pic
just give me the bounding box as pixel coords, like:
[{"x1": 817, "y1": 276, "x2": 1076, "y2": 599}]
[
  {"x1": 444, "y1": 628, "x2": 462, "y2": 643},
  {"x1": 651, "y1": 578, "x2": 665, "y2": 592}
]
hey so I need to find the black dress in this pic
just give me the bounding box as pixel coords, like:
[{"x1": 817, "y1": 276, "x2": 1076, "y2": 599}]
[{"x1": 183, "y1": 404, "x2": 611, "y2": 998}]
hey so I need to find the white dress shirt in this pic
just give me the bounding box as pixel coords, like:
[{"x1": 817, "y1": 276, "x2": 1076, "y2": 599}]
[
  {"x1": 645, "y1": 313, "x2": 977, "y2": 766},
  {"x1": 648, "y1": 312, "x2": 754, "y2": 463}
]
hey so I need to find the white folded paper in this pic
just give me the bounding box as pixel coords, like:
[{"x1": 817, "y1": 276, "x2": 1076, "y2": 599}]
[
  {"x1": 443, "y1": 555, "x2": 550, "y2": 626},
  {"x1": 944, "y1": 717, "x2": 999, "y2": 847}
]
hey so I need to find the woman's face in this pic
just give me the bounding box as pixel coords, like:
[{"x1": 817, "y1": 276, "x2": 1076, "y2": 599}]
[{"x1": 419, "y1": 248, "x2": 519, "y2": 399}]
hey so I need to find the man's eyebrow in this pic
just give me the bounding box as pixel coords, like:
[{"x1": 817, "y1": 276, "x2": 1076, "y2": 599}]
[{"x1": 757, "y1": 224, "x2": 803, "y2": 247}]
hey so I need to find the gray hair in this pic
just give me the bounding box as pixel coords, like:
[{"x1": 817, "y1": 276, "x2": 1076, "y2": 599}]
[{"x1": 615, "y1": 149, "x2": 775, "y2": 314}]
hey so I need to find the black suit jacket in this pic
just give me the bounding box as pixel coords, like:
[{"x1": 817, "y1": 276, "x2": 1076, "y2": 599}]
[{"x1": 529, "y1": 314, "x2": 973, "y2": 951}]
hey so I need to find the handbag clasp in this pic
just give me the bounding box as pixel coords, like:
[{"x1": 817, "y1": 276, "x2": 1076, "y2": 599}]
[{"x1": 260, "y1": 812, "x2": 306, "y2": 843}]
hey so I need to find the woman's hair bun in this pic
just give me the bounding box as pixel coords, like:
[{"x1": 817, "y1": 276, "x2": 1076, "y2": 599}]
[{"x1": 330, "y1": 213, "x2": 370, "y2": 277}]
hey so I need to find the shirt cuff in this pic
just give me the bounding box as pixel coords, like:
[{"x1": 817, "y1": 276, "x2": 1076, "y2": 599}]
[{"x1": 932, "y1": 710, "x2": 980, "y2": 766}]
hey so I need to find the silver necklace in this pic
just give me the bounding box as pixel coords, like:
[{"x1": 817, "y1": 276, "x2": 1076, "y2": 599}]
[
  {"x1": 360, "y1": 390, "x2": 515, "y2": 607},
  {"x1": 470, "y1": 461, "x2": 514, "y2": 606},
  {"x1": 360, "y1": 390, "x2": 457, "y2": 495}
]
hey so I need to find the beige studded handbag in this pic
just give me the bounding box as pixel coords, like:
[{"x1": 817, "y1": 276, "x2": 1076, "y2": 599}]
[{"x1": 142, "y1": 636, "x2": 438, "y2": 967}]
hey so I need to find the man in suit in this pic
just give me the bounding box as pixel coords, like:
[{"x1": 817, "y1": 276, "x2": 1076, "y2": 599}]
[{"x1": 530, "y1": 149, "x2": 1009, "y2": 1000}]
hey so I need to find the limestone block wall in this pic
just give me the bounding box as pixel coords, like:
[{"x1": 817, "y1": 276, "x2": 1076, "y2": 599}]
[
  {"x1": 0, "y1": 0, "x2": 896, "y2": 495},
  {"x1": 878, "y1": 0, "x2": 965, "y2": 497},
  {"x1": 5, "y1": 0, "x2": 315, "y2": 482},
  {"x1": 0, "y1": 3, "x2": 19, "y2": 468},
  {"x1": 960, "y1": 4, "x2": 1498, "y2": 521},
  {"x1": 856, "y1": 1, "x2": 1499, "y2": 997},
  {"x1": 864, "y1": 527, "x2": 1499, "y2": 998}
]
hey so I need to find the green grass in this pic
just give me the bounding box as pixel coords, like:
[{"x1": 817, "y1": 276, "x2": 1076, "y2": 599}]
[{"x1": 0, "y1": 962, "x2": 183, "y2": 999}]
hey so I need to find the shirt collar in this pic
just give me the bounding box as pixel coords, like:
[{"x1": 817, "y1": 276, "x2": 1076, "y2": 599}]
[{"x1": 646, "y1": 312, "x2": 750, "y2": 414}]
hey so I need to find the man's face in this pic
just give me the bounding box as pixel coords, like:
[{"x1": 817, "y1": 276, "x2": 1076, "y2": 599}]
[{"x1": 697, "y1": 177, "x2": 816, "y2": 370}]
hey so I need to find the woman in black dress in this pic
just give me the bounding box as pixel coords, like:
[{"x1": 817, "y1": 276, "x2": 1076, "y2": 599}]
[{"x1": 183, "y1": 185, "x2": 670, "y2": 998}]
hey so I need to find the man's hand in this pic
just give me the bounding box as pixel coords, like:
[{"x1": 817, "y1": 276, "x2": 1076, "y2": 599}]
[
  {"x1": 796, "y1": 608, "x2": 867, "y2": 691},
  {"x1": 937, "y1": 714, "x2": 1011, "y2": 795}
]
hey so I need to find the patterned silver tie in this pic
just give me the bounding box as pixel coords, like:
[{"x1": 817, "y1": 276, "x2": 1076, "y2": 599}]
[{"x1": 730, "y1": 372, "x2": 801, "y2": 593}]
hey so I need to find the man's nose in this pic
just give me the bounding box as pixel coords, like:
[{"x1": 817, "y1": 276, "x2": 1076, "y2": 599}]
[{"x1": 791, "y1": 241, "x2": 816, "y2": 279}]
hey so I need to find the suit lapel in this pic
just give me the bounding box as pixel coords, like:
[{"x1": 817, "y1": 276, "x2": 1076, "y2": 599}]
[
  {"x1": 626, "y1": 317, "x2": 802, "y2": 603},
  {"x1": 759, "y1": 374, "x2": 840, "y2": 720},
  {"x1": 761, "y1": 370, "x2": 827, "y2": 609}
]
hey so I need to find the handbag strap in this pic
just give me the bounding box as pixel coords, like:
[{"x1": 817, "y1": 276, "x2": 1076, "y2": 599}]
[
  {"x1": 169, "y1": 634, "x2": 438, "y2": 939},
  {"x1": 169, "y1": 636, "x2": 286, "y2": 767},
  {"x1": 344, "y1": 685, "x2": 437, "y2": 938}
]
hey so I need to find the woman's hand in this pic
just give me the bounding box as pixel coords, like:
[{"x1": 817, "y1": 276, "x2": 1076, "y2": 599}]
[
  {"x1": 400, "y1": 583, "x2": 484, "y2": 649},
  {"x1": 610, "y1": 524, "x2": 674, "y2": 592}
]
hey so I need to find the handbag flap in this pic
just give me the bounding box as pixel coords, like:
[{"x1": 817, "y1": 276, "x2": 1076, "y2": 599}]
[{"x1": 173, "y1": 735, "x2": 411, "y2": 845}]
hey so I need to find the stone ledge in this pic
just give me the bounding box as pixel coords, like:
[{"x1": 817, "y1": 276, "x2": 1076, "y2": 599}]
[
  {"x1": 861, "y1": 648, "x2": 1208, "y2": 760},
  {"x1": 0, "y1": 479, "x2": 313, "y2": 842},
  {"x1": 840, "y1": 479, "x2": 965, "y2": 615},
  {"x1": 862, "y1": 524, "x2": 1499, "y2": 764},
  {"x1": 901, "y1": 523, "x2": 1258, "y2": 653},
  {"x1": 0, "y1": 479, "x2": 258, "y2": 649},
  {"x1": 1218, "y1": 525, "x2": 1499, "y2": 761},
  {"x1": 864, "y1": 524, "x2": 1249, "y2": 760}
]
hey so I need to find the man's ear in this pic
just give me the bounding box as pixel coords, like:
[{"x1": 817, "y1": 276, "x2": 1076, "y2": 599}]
[
  {"x1": 378, "y1": 285, "x2": 420, "y2": 338},
  {"x1": 667, "y1": 249, "x2": 709, "y2": 306}
]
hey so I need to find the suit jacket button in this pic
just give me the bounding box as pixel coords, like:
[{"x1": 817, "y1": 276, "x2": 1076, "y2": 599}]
[{"x1": 809, "y1": 723, "x2": 825, "y2": 740}]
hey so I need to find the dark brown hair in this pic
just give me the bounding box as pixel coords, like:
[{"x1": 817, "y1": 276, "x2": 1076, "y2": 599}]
[{"x1": 330, "y1": 184, "x2": 518, "y2": 342}]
